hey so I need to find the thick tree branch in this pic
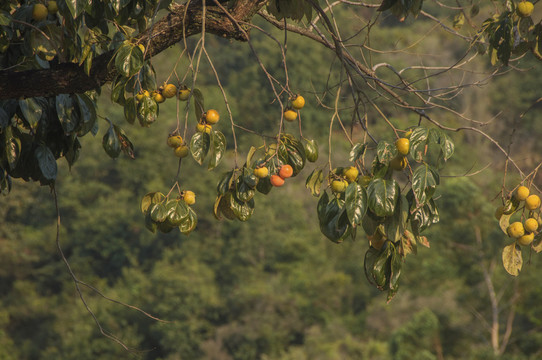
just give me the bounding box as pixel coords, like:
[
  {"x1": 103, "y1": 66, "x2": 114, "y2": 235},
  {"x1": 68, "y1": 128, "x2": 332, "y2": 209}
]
[{"x1": 0, "y1": 0, "x2": 267, "y2": 100}]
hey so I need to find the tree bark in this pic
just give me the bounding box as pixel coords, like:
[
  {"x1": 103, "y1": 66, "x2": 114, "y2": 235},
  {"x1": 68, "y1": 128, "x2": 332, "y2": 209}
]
[{"x1": 0, "y1": 0, "x2": 267, "y2": 100}]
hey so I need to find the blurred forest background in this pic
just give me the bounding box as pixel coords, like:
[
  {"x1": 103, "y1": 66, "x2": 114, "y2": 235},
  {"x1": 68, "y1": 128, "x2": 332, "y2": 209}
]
[{"x1": 2, "y1": 2, "x2": 542, "y2": 359}]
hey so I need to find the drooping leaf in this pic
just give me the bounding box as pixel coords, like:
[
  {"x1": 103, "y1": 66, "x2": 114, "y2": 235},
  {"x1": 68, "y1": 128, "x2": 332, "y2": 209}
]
[
  {"x1": 367, "y1": 178, "x2": 399, "y2": 217},
  {"x1": 150, "y1": 202, "x2": 167, "y2": 223},
  {"x1": 208, "y1": 130, "x2": 226, "y2": 170},
  {"x1": 137, "y1": 96, "x2": 158, "y2": 127},
  {"x1": 502, "y1": 243, "x2": 522, "y2": 276},
  {"x1": 377, "y1": 140, "x2": 397, "y2": 165},
  {"x1": 56, "y1": 94, "x2": 79, "y2": 133},
  {"x1": 349, "y1": 142, "x2": 366, "y2": 162},
  {"x1": 409, "y1": 126, "x2": 429, "y2": 162},
  {"x1": 305, "y1": 168, "x2": 323, "y2": 197},
  {"x1": 115, "y1": 42, "x2": 144, "y2": 77},
  {"x1": 179, "y1": 208, "x2": 198, "y2": 235},
  {"x1": 384, "y1": 195, "x2": 409, "y2": 242},
  {"x1": 123, "y1": 97, "x2": 137, "y2": 125},
  {"x1": 19, "y1": 97, "x2": 42, "y2": 130},
  {"x1": 411, "y1": 163, "x2": 439, "y2": 205},
  {"x1": 190, "y1": 131, "x2": 211, "y2": 165},
  {"x1": 165, "y1": 199, "x2": 189, "y2": 226},
  {"x1": 76, "y1": 94, "x2": 98, "y2": 136},
  {"x1": 345, "y1": 182, "x2": 367, "y2": 226},
  {"x1": 102, "y1": 124, "x2": 121, "y2": 158},
  {"x1": 35, "y1": 145, "x2": 57, "y2": 180}
]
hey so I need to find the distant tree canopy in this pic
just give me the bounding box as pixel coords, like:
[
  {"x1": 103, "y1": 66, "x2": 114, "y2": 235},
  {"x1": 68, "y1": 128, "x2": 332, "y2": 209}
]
[{"x1": 1, "y1": 0, "x2": 541, "y2": 301}]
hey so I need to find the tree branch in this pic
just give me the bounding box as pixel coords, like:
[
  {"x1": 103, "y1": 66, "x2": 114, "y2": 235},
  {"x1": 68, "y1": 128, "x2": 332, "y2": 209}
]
[{"x1": 0, "y1": 0, "x2": 267, "y2": 100}]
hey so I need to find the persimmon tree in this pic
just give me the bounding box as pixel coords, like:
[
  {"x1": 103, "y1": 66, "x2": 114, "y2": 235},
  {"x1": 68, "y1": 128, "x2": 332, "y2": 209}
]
[{"x1": 1, "y1": 0, "x2": 541, "y2": 329}]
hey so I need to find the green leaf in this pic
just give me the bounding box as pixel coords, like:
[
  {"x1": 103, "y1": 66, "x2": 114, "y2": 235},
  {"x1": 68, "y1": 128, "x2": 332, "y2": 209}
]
[
  {"x1": 190, "y1": 132, "x2": 211, "y2": 165},
  {"x1": 318, "y1": 195, "x2": 351, "y2": 243},
  {"x1": 115, "y1": 42, "x2": 144, "y2": 77},
  {"x1": 230, "y1": 195, "x2": 254, "y2": 221},
  {"x1": 409, "y1": 127, "x2": 429, "y2": 162},
  {"x1": 145, "y1": 211, "x2": 157, "y2": 233},
  {"x1": 76, "y1": 94, "x2": 97, "y2": 136},
  {"x1": 388, "y1": 246, "x2": 402, "y2": 302},
  {"x1": 141, "y1": 192, "x2": 165, "y2": 213},
  {"x1": 367, "y1": 178, "x2": 399, "y2": 217},
  {"x1": 124, "y1": 97, "x2": 136, "y2": 125},
  {"x1": 179, "y1": 208, "x2": 198, "y2": 235},
  {"x1": 411, "y1": 163, "x2": 439, "y2": 205},
  {"x1": 305, "y1": 168, "x2": 323, "y2": 197},
  {"x1": 19, "y1": 98, "x2": 42, "y2": 130},
  {"x1": 304, "y1": 139, "x2": 318, "y2": 162},
  {"x1": 217, "y1": 170, "x2": 235, "y2": 196},
  {"x1": 102, "y1": 124, "x2": 121, "y2": 158},
  {"x1": 165, "y1": 199, "x2": 189, "y2": 226},
  {"x1": 56, "y1": 94, "x2": 79, "y2": 133},
  {"x1": 377, "y1": 140, "x2": 397, "y2": 165},
  {"x1": 30, "y1": 24, "x2": 62, "y2": 61},
  {"x1": 256, "y1": 176, "x2": 273, "y2": 195},
  {"x1": 137, "y1": 96, "x2": 158, "y2": 127},
  {"x1": 35, "y1": 145, "x2": 57, "y2": 180},
  {"x1": 65, "y1": 0, "x2": 86, "y2": 18},
  {"x1": 502, "y1": 243, "x2": 522, "y2": 276},
  {"x1": 438, "y1": 131, "x2": 454, "y2": 161},
  {"x1": 372, "y1": 246, "x2": 390, "y2": 288},
  {"x1": 384, "y1": 195, "x2": 409, "y2": 242},
  {"x1": 345, "y1": 182, "x2": 367, "y2": 226},
  {"x1": 150, "y1": 202, "x2": 167, "y2": 222},
  {"x1": 208, "y1": 130, "x2": 226, "y2": 170},
  {"x1": 349, "y1": 142, "x2": 366, "y2": 162}
]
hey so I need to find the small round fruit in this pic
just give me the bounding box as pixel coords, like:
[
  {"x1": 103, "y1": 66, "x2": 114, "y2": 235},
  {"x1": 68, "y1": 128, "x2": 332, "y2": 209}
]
[
  {"x1": 47, "y1": 1, "x2": 58, "y2": 14},
  {"x1": 183, "y1": 191, "x2": 196, "y2": 205},
  {"x1": 524, "y1": 218, "x2": 539, "y2": 233},
  {"x1": 291, "y1": 95, "x2": 305, "y2": 110},
  {"x1": 167, "y1": 135, "x2": 183, "y2": 148},
  {"x1": 343, "y1": 166, "x2": 359, "y2": 183},
  {"x1": 331, "y1": 179, "x2": 348, "y2": 193},
  {"x1": 279, "y1": 164, "x2": 293, "y2": 179},
  {"x1": 515, "y1": 185, "x2": 530, "y2": 201},
  {"x1": 525, "y1": 195, "x2": 541, "y2": 210},
  {"x1": 495, "y1": 206, "x2": 504, "y2": 220},
  {"x1": 205, "y1": 109, "x2": 220, "y2": 124},
  {"x1": 284, "y1": 109, "x2": 298, "y2": 122},
  {"x1": 507, "y1": 221, "x2": 525, "y2": 238},
  {"x1": 32, "y1": 3, "x2": 48, "y2": 21},
  {"x1": 270, "y1": 174, "x2": 285, "y2": 187},
  {"x1": 390, "y1": 155, "x2": 408, "y2": 171},
  {"x1": 136, "y1": 90, "x2": 150, "y2": 101},
  {"x1": 174, "y1": 145, "x2": 189, "y2": 158},
  {"x1": 196, "y1": 123, "x2": 212, "y2": 134},
  {"x1": 517, "y1": 232, "x2": 534, "y2": 246},
  {"x1": 162, "y1": 84, "x2": 177, "y2": 98},
  {"x1": 253, "y1": 166, "x2": 269, "y2": 179},
  {"x1": 178, "y1": 88, "x2": 190, "y2": 101},
  {"x1": 152, "y1": 91, "x2": 165, "y2": 104},
  {"x1": 517, "y1": 1, "x2": 534, "y2": 17},
  {"x1": 395, "y1": 138, "x2": 410, "y2": 156}
]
